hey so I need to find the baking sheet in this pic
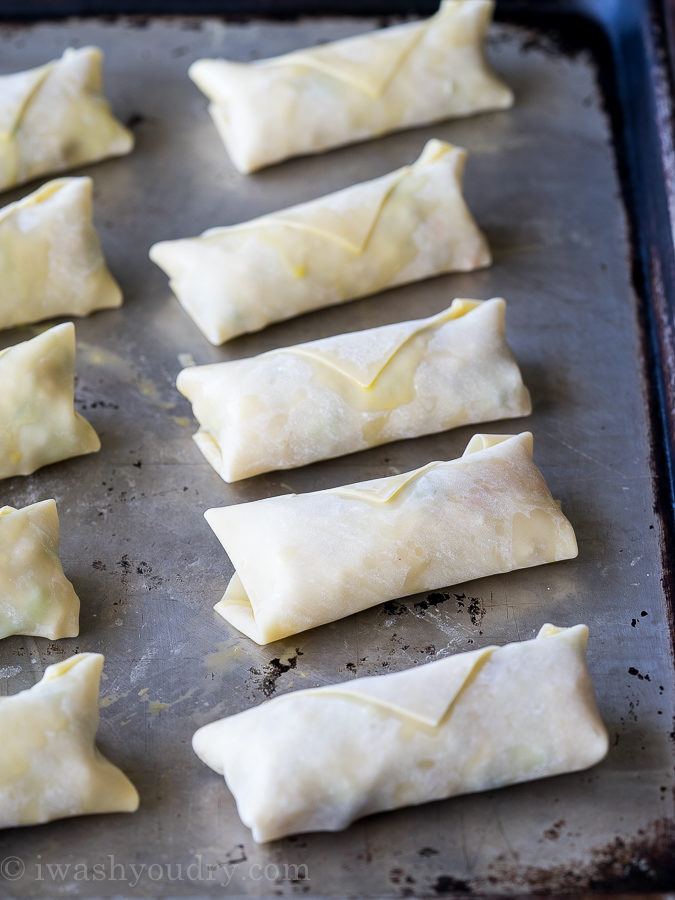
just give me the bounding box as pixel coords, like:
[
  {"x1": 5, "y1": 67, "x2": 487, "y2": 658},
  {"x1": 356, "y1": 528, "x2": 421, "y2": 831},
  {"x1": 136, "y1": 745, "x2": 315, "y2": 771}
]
[{"x1": 0, "y1": 9, "x2": 673, "y2": 897}]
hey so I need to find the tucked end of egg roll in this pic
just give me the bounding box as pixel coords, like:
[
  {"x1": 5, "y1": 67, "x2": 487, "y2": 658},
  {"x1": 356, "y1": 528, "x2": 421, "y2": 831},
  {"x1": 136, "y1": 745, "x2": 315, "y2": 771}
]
[
  {"x1": 205, "y1": 432, "x2": 577, "y2": 645},
  {"x1": 193, "y1": 624, "x2": 608, "y2": 842}
]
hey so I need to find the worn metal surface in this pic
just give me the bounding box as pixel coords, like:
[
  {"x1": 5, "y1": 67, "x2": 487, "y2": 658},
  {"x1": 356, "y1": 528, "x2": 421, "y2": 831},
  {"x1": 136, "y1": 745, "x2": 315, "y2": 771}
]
[{"x1": 0, "y1": 11, "x2": 673, "y2": 898}]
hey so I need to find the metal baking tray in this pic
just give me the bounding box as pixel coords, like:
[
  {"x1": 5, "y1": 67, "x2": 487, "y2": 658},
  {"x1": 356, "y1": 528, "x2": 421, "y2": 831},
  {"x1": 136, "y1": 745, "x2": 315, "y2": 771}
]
[{"x1": 0, "y1": 1, "x2": 673, "y2": 896}]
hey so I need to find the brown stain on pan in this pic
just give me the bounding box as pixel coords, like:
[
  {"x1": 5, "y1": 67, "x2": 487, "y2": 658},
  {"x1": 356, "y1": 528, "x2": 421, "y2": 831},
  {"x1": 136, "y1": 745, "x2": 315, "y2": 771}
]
[
  {"x1": 481, "y1": 817, "x2": 675, "y2": 894},
  {"x1": 378, "y1": 819, "x2": 675, "y2": 896},
  {"x1": 379, "y1": 821, "x2": 675, "y2": 896}
]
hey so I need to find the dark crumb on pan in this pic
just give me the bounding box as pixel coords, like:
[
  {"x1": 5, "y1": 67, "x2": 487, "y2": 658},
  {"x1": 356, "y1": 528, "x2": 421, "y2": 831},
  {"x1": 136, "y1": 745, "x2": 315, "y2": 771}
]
[
  {"x1": 544, "y1": 819, "x2": 566, "y2": 840},
  {"x1": 414, "y1": 591, "x2": 449, "y2": 612},
  {"x1": 126, "y1": 113, "x2": 145, "y2": 129},
  {"x1": 382, "y1": 599, "x2": 408, "y2": 616},
  {"x1": 432, "y1": 874, "x2": 471, "y2": 893},
  {"x1": 255, "y1": 650, "x2": 304, "y2": 697},
  {"x1": 628, "y1": 666, "x2": 651, "y2": 681},
  {"x1": 455, "y1": 592, "x2": 487, "y2": 627},
  {"x1": 224, "y1": 844, "x2": 246, "y2": 864},
  {"x1": 77, "y1": 399, "x2": 119, "y2": 411},
  {"x1": 389, "y1": 867, "x2": 404, "y2": 884}
]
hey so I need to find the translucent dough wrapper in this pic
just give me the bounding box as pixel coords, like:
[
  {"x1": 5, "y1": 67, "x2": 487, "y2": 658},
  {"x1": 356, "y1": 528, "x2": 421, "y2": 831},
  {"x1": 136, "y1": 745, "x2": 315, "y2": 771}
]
[
  {"x1": 178, "y1": 298, "x2": 531, "y2": 482},
  {"x1": 150, "y1": 140, "x2": 490, "y2": 344},
  {"x1": 205, "y1": 433, "x2": 578, "y2": 644},
  {"x1": 193, "y1": 624, "x2": 609, "y2": 842},
  {"x1": 0, "y1": 653, "x2": 139, "y2": 828},
  {"x1": 0, "y1": 46, "x2": 133, "y2": 192},
  {"x1": 0, "y1": 177, "x2": 122, "y2": 331},
  {"x1": 189, "y1": 0, "x2": 512, "y2": 173},
  {"x1": 0, "y1": 500, "x2": 80, "y2": 640},
  {"x1": 0, "y1": 322, "x2": 100, "y2": 479}
]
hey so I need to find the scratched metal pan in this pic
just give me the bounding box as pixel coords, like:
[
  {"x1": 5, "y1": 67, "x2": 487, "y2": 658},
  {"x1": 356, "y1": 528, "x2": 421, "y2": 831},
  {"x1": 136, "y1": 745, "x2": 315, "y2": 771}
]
[{"x1": 0, "y1": 0, "x2": 673, "y2": 896}]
